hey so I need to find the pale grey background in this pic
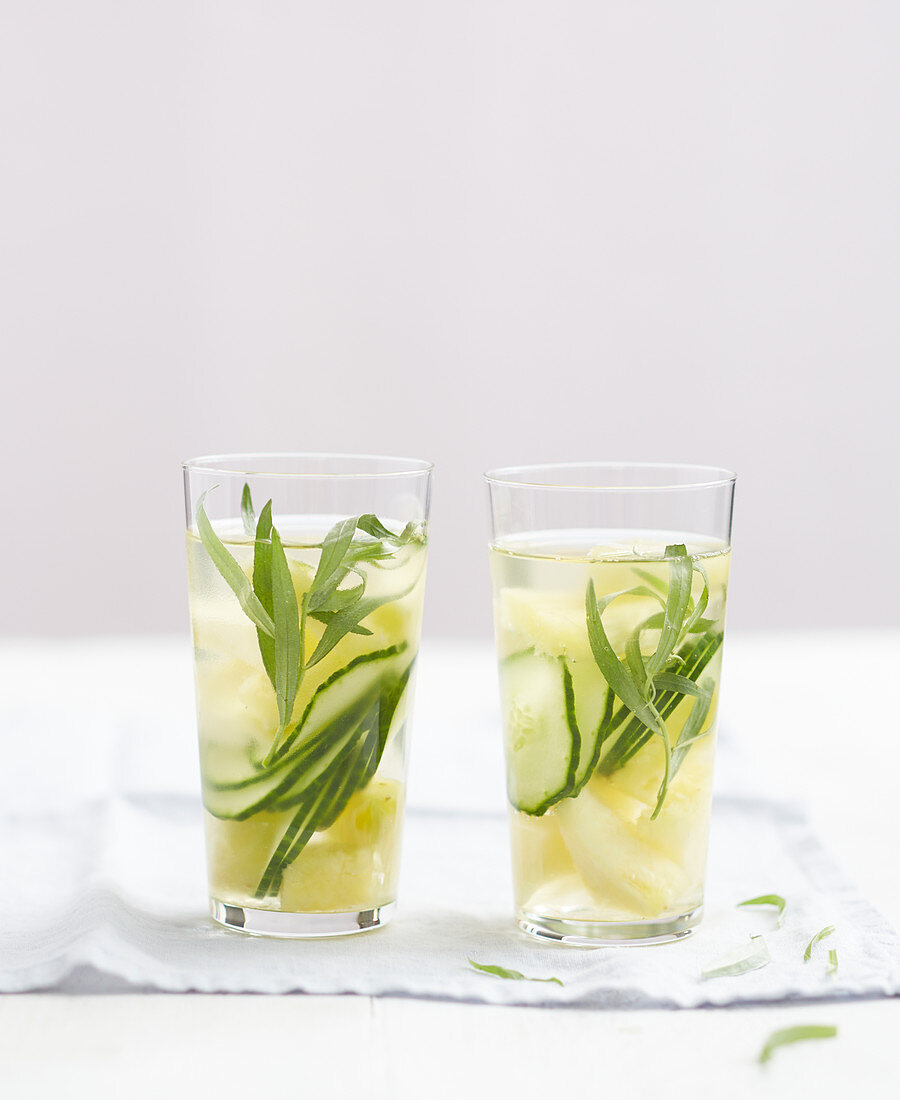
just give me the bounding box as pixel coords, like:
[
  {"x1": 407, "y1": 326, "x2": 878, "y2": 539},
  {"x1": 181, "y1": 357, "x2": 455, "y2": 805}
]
[{"x1": 1, "y1": 2, "x2": 898, "y2": 639}]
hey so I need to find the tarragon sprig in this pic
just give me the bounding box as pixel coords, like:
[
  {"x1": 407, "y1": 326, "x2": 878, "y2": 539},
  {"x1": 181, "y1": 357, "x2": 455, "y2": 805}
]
[
  {"x1": 585, "y1": 544, "x2": 718, "y2": 817},
  {"x1": 196, "y1": 486, "x2": 424, "y2": 765}
]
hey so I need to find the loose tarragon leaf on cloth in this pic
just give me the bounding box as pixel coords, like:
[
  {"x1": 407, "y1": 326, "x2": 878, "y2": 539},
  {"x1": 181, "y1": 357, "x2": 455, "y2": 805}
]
[
  {"x1": 758, "y1": 1025, "x2": 837, "y2": 1065},
  {"x1": 467, "y1": 959, "x2": 563, "y2": 987},
  {"x1": 702, "y1": 935, "x2": 771, "y2": 979},
  {"x1": 737, "y1": 894, "x2": 787, "y2": 928},
  {"x1": 803, "y1": 925, "x2": 835, "y2": 963}
]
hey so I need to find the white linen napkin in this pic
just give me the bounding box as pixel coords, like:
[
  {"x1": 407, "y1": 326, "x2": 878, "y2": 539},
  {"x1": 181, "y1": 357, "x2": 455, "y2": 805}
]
[
  {"x1": 1, "y1": 638, "x2": 898, "y2": 1004},
  {"x1": 2, "y1": 793, "x2": 899, "y2": 1005}
]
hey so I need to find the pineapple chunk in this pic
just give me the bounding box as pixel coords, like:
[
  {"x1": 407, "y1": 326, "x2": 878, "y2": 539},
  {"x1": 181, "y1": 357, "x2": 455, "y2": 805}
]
[
  {"x1": 556, "y1": 785, "x2": 691, "y2": 917},
  {"x1": 205, "y1": 809, "x2": 292, "y2": 904},
  {"x1": 498, "y1": 587, "x2": 659, "y2": 661},
  {"x1": 588, "y1": 775, "x2": 648, "y2": 825},
  {"x1": 510, "y1": 810, "x2": 577, "y2": 905},
  {"x1": 205, "y1": 779, "x2": 404, "y2": 912}
]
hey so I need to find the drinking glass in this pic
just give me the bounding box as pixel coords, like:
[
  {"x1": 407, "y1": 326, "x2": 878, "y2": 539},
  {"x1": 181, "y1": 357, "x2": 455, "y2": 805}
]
[
  {"x1": 486, "y1": 463, "x2": 735, "y2": 945},
  {"x1": 184, "y1": 453, "x2": 431, "y2": 937}
]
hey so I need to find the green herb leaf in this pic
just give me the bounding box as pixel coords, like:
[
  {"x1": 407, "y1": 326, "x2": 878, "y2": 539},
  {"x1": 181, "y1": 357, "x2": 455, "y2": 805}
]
[
  {"x1": 584, "y1": 546, "x2": 716, "y2": 818},
  {"x1": 738, "y1": 894, "x2": 787, "y2": 927},
  {"x1": 669, "y1": 676, "x2": 714, "y2": 782},
  {"x1": 632, "y1": 567, "x2": 669, "y2": 597},
  {"x1": 467, "y1": 959, "x2": 563, "y2": 986},
  {"x1": 803, "y1": 925, "x2": 835, "y2": 963},
  {"x1": 644, "y1": 545, "x2": 693, "y2": 680},
  {"x1": 758, "y1": 1025, "x2": 837, "y2": 1065},
  {"x1": 702, "y1": 935, "x2": 770, "y2": 979},
  {"x1": 311, "y1": 516, "x2": 358, "y2": 594},
  {"x1": 827, "y1": 949, "x2": 838, "y2": 974},
  {"x1": 306, "y1": 594, "x2": 390, "y2": 668},
  {"x1": 585, "y1": 580, "x2": 664, "y2": 739},
  {"x1": 269, "y1": 527, "x2": 303, "y2": 737},
  {"x1": 680, "y1": 562, "x2": 710, "y2": 638},
  {"x1": 241, "y1": 483, "x2": 255, "y2": 538},
  {"x1": 625, "y1": 621, "x2": 649, "y2": 689},
  {"x1": 598, "y1": 630, "x2": 722, "y2": 778},
  {"x1": 196, "y1": 491, "x2": 275, "y2": 638},
  {"x1": 303, "y1": 514, "x2": 424, "y2": 670},
  {"x1": 652, "y1": 671, "x2": 706, "y2": 697},
  {"x1": 356, "y1": 514, "x2": 400, "y2": 542},
  {"x1": 252, "y1": 500, "x2": 276, "y2": 688}
]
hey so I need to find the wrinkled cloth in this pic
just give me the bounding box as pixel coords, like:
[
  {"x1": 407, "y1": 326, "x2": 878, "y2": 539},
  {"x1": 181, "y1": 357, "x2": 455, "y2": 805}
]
[
  {"x1": 1, "y1": 637, "x2": 898, "y2": 1004},
  {"x1": 2, "y1": 794, "x2": 899, "y2": 1005}
]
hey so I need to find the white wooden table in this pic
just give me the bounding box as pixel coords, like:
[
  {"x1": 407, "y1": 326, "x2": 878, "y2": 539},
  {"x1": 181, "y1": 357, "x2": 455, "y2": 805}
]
[{"x1": 1, "y1": 632, "x2": 898, "y2": 1099}]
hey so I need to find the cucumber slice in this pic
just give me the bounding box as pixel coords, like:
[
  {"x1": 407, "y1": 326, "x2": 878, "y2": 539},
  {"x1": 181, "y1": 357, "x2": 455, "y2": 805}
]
[
  {"x1": 273, "y1": 643, "x2": 408, "y2": 761},
  {"x1": 205, "y1": 702, "x2": 368, "y2": 820},
  {"x1": 501, "y1": 650, "x2": 580, "y2": 816},
  {"x1": 568, "y1": 661, "x2": 612, "y2": 795},
  {"x1": 202, "y1": 644, "x2": 411, "y2": 820}
]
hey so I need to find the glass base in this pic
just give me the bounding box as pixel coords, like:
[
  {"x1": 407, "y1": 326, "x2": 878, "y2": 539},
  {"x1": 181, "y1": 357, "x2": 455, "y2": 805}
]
[
  {"x1": 210, "y1": 899, "x2": 396, "y2": 938},
  {"x1": 517, "y1": 905, "x2": 702, "y2": 946}
]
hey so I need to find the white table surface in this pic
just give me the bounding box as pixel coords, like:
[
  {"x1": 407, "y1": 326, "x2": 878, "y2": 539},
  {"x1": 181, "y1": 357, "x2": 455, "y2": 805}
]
[{"x1": 1, "y1": 630, "x2": 899, "y2": 1098}]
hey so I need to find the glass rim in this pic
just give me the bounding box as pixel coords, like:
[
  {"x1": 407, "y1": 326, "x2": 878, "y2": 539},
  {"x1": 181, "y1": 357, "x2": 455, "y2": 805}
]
[
  {"x1": 183, "y1": 452, "x2": 434, "y2": 480},
  {"x1": 483, "y1": 461, "x2": 736, "y2": 492}
]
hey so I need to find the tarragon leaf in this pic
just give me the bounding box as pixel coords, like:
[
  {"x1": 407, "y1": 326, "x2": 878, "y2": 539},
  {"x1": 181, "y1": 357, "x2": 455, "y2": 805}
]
[
  {"x1": 467, "y1": 959, "x2": 563, "y2": 986},
  {"x1": 196, "y1": 491, "x2": 275, "y2": 638},
  {"x1": 307, "y1": 583, "x2": 365, "y2": 616},
  {"x1": 303, "y1": 514, "x2": 425, "y2": 669},
  {"x1": 241, "y1": 483, "x2": 255, "y2": 538},
  {"x1": 311, "y1": 516, "x2": 358, "y2": 595},
  {"x1": 598, "y1": 630, "x2": 722, "y2": 778},
  {"x1": 305, "y1": 595, "x2": 389, "y2": 668},
  {"x1": 680, "y1": 562, "x2": 710, "y2": 639},
  {"x1": 270, "y1": 527, "x2": 302, "y2": 734},
  {"x1": 669, "y1": 676, "x2": 715, "y2": 782},
  {"x1": 252, "y1": 500, "x2": 275, "y2": 688},
  {"x1": 804, "y1": 925, "x2": 835, "y2": 963},
  {"x1": 702, "y1": 935, "x2": 770, "y2": 978},
  {"x1": 585, "y1": 580, "x2": 664, "y2": 738},
  {"x1": 632, "y1": 567, "x2": 669, "y2": 597},
  {"x1": 625, "y1": 623, "x2": 648, "y2": 689},
  {"x1": 652, "y1": 671, "x2": 706, "y2": 697},
  {"x1": 758, "y1": 1025, "x2": 837, "y2": 1064},
  {"x1": 645, "y1": 545, "x2": 694, "y2": 679},
  {"x1": 685, "y1": 616, "x2": 718, "y2": 634},
  {"x1": 738, "y1": 894, "x2": 787, "y2": 927},
  {"x1": 356, "y1": 514, "x2": 401, "y2": 542}
]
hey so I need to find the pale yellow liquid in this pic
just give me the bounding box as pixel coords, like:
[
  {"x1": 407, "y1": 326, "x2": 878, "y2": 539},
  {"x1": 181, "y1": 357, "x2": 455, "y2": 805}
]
[
  {"x1": 187, "y1": 520, "x2": 426, "y2": 913},
  {"x1": 491, "y1": 531, "x2": 729, "y2": 926}
]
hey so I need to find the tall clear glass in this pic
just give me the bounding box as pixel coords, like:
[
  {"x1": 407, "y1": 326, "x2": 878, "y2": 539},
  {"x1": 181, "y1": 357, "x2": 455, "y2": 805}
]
[
  {"x1": 486, "y1": 463, "x2": 736, "y2": 945},
  {"x1": 184, "y1": 454, "x2": 432, "y2": 937}
]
